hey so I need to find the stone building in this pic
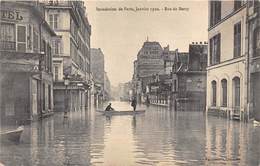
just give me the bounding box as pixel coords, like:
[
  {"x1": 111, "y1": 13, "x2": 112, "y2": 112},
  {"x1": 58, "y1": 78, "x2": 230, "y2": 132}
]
[
  {"x1": 44, "y1": 1, "x2": 91, "y2": 112},
  {"x1": 172, "y1": 43, "x2": 207, "y2": 111},
  {"x1": 146, "y1": 46, "x2": 177, "y2": 106},
  {"x1": 133, "y1": 40, "x2": 164, "y2": 103},
  {"x1": 0, "y1": 1, "x2": 56, "y2": 124},
  {"x1": 248, "y1": 1, "x2": 260, "y2": 121},
  {"x1": 207, "y1": 1, "x2": 250, "y2": 121},
  {"x1": 90, "y1": 48, "x2": 111, "y2": 106}
]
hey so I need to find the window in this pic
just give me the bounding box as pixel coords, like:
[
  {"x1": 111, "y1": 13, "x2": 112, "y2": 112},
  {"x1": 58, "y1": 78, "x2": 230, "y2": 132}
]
[
  {"x1": 0, "y1": 23, "x2": 15, "y2": 50},
  {"x1": 43, "y1": 83, "x2": 46, "y2": 110},
  {"x1": 210, "y1": 1, "x2": 221, "y2": 27},
  {"x1": 48, "y1": 85, "x2": 52, "y2": 109},
  {"x1": 234, "y1": 22, "x2": 241, "y2": 58},
  {"x1": 210, "y1": 34, "x2": 221, "y2": 65},
  {"x1": 54, "y1": 66, "x2": 59, "y2": 81},
  {"x1": 47, "y1": 43, "x2": 52, "y2": 72},
  {"x1": 254, "y1": 28, "x2": 260, "y2": 57},
  {"x1": 17, "y1": 25, "x2": 26, "y2": 52},
  {"x1": 234, "y1": 1, "x2": 242, "y2": 11},
  {"x1": 49, "y1": 14, "x2": 58, "y2": 29},
  {"x1": 27, "y1": 24, "x2": 32, "y2": 50},
  {"x1": 221, "y1": 79, "x2": 227, "y2": 107},
  {"x1": 233, "y1": 77, "x2": 240, "y2": 107},
  {"x1": 33, "y1": 28, "x2": 39, "y2": 52},
  {"x1": 174, "y1": 80, "x2": 177, "y2": 92},
  {"x1": 212, "y1": 81, "x2": 217, "y2": 107}
]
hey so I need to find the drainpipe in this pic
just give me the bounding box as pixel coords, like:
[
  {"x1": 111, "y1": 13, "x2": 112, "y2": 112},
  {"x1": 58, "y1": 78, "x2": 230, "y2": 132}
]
[
  {"x1": 39, "y1": 19, "x2": 45, "y2": 119},
  {"x1": 246, "y1": 2, "x2": 251, "y2": 122}
]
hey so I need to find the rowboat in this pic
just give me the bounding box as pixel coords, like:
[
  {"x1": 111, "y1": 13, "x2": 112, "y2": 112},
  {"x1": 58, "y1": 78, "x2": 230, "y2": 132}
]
[
  {"x1": 0, "y1": 126, "x2": 24, "y2": 143},
  {"x1": 96, "y1": 110, "x2": 145, "y2": 116}
]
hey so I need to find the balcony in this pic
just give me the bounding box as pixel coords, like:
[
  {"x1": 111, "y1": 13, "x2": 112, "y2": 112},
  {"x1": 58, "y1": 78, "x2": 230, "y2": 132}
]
[{"x1": 0, "y1": 41, "x2": 16, "y2": 51}]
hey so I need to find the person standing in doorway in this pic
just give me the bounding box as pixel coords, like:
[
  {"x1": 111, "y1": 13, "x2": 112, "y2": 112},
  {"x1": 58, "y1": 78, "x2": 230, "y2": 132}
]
[{"x1": 131, "y1": 97, "x2": 137, "y2": 111}]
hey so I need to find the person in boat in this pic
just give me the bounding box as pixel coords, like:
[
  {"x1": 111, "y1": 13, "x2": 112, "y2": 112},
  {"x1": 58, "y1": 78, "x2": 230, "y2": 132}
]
[
  {"x1": 105, "y1": 103, "x2": 114, "y2": 111},
  {"x1": 131, "y1": 97, "x2": 137, "y2": 111}
]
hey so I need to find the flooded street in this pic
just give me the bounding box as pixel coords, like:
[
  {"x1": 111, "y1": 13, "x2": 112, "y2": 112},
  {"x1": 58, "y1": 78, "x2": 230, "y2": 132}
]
[{"x1": 0, "y1": 101, "x2": 260, "y2": 166}]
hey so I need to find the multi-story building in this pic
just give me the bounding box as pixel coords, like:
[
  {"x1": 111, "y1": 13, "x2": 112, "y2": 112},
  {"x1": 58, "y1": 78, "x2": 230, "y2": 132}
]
[
  {"x1": 147, "y1": 46, "x2": 177, "y2": 106},
  {"x1": 90, "y1": 48, "x2": 104, "y2": 107},
  {"x1": 133, "y1": 40, "x2": 164, "y2": 103},
  {"x1": 172, "y1": 43, "x2": 207, "y2": 111},
  {"x1": 207, "y1": 1, "x2": 248, "y2": 120},
  {"x1": 44, "y1": 1, "x2": 91, "y2": 112},
  {"x1": 0, "y1": 1, "x2": 56, "y2": 124}
]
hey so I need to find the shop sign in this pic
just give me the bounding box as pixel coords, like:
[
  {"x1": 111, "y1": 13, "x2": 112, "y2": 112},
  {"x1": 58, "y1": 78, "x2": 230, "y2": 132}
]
[{"x1": 1, "y1": 9, "x2": 23, "y2": 21}]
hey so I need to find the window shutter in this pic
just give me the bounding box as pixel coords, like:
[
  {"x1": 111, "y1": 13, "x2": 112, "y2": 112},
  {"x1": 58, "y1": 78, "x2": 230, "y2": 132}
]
[{"x1": 17, "y1": 25, "x2": 26, "y2": 52}]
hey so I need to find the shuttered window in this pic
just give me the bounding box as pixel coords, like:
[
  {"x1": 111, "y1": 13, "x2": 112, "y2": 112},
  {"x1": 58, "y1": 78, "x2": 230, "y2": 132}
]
[
  {"x1": 234, "y1": 22, "x2": 241, "y2": 58},
  {"x1": 17, "y1": 25, "x2": 26, "y2": 52}
]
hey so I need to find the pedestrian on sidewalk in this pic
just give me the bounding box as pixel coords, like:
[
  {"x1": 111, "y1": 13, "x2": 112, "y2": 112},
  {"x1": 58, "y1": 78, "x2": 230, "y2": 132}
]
[{"x1": 131, "y1": 97, "x2": 137, "y2": 111}]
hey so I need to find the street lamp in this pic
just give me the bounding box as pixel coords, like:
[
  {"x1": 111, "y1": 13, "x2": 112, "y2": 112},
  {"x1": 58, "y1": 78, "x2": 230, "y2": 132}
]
[{"x1": 64, "y1": 74, "x2": 70, "y2": 118}]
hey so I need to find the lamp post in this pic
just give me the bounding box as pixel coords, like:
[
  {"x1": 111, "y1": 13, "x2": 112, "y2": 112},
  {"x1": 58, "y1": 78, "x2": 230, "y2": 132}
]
[{"x1": 64, "y1": 74, "x2": 70, "y2": 117}]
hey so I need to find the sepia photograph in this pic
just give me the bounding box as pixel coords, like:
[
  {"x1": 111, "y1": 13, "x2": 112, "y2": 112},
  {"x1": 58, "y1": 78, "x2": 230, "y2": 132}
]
[{"x1": 0, "y1": 0, "x2": 259, "y2": 165}]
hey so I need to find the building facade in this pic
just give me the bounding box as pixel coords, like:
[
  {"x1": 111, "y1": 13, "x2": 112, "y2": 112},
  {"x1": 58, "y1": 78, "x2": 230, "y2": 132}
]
[
  {"x1": 44, "y1": 1, "x2": 91, "y2": 112},
  {"x1": 0, "y1": 1, "x2": 56, "y2": 124},
  {"x1": 172, "y1": 43, "x2": 207, "y2": 111},
  {"x1": 146, "y1": 46, "x2": 177, "y2": 106},
  {"x1": 133, "y1": 40, "x2": 164, "y2": 103},
  {"x1": 248, "y1": 1, "x2": 260, "y2": 121},
  {"x1": 207, "y1": 1, "x2": 248, "y2": 120},
  {"x1": 90, "y1": 48, "x2": 111, "y2": 106}
]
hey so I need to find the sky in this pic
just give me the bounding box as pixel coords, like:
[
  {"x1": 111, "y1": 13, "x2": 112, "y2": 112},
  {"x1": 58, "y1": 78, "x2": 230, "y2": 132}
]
[{"x1": 85, "y1": 1, "x2": 208, "y2": 86}]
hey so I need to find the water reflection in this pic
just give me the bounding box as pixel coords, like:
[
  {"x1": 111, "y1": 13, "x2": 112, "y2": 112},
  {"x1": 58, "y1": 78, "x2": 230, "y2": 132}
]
[{"x1": 0, "y1": 101, "x2": 259, "y2": 166}]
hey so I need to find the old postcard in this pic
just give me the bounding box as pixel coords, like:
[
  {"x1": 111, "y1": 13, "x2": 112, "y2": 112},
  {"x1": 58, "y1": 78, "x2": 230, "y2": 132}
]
[{"x1": 0, "y1": 0, "x2": 259, "y2": 165}]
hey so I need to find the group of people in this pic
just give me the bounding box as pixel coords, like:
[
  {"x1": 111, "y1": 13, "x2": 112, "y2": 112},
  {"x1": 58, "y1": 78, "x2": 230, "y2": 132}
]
[{"x1": 105, "y1": 97, "x2": 137, "y2": 112}]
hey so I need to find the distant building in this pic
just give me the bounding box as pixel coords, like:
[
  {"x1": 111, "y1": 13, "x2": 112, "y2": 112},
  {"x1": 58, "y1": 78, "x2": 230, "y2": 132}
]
[
  {"x1": 0, "y1": 1, "x2": 56, "y2": 124},
  {"x1": 119, "y1": 82, "x2": 133, "y2": 101},
  {"x1": 44, "y1": 0, "x2": 92, "y2": 112},
  {"x1": 90, "y1": 48, "x2": 111, "y2": 106},
  {"x1": 90, "y1": 48, "x2": 104, "y2": 106},
  {"x1": 171, "y1": 43, "x2": 207, "y2": 111},
  {"x1": 133, "y1": 40, "x2": 164, "y2": 103},
  {"x1": 146, "y1": 46, "x2": 177, "y2": 106}
]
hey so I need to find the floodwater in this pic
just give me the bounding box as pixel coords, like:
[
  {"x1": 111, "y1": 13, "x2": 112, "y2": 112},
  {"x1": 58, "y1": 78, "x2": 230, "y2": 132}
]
[{"x1": 0, "y1": 101, "x2": 260, "y2": 166}]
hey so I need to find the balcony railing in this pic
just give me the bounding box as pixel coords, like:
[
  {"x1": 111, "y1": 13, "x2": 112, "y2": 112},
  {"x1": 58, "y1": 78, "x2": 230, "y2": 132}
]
[{"x1": 0, "y1": 41, "x2": 16, "y2": 51}]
